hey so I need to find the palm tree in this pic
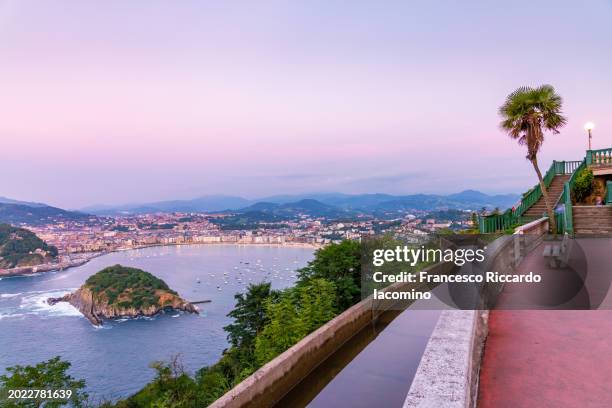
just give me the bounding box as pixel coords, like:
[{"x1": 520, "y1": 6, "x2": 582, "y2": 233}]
[{"x1": 499, "y1": 85, "x2": 567, "y2": 234}]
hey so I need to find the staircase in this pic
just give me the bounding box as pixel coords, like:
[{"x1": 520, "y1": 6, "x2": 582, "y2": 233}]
[
  {"x1": 573, "y1": 206, "x2": 612, "y2": 234},
  {"x1": 523, "y1": 175, "x2": 570, "y2": 218}
]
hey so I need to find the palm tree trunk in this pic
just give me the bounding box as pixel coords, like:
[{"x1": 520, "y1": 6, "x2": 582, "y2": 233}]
[{"x1": 530, "y1": 157, "x2": 557, "y2": 234}]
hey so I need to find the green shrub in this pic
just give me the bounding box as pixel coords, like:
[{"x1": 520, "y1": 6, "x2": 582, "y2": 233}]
[
  {"x1": 0, "y1": 357, "x2": 88, "y2": 407},
  {"x1": 572, "y1": 168, "x2": 594, "y2": 203}
]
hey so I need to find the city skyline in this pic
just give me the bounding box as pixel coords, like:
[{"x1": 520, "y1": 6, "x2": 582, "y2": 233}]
[{"x1": 1, "y1": 0, "x2": 611, "y2": 208}]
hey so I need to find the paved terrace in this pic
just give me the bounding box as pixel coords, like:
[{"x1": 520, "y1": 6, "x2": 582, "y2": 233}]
[{"x1": 478, "y1": 237, "x2": 612, "y2": 408}]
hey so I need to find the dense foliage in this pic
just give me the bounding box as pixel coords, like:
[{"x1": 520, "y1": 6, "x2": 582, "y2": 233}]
[
  {"x1": 298, "y1": 240, "x2": 361, "y2": 310},
  {"x1": 0, "y1": 224, "x2": 58, "y2": 269},
  {"x1": 209, "y1": 211, "x2": 287, "y2": 230},
  {"x1": 0, "y1": 357, "x2": 87, "y2": 408},
  {"x1": 426, "y1": 209, "x2": 470, "y2": 222},
  {"x1": 572, "y1": 168, "x2": 594, "y2": 203},
  {"x1": 85, "y1": 265, "x2": 177, "y2": 309}
]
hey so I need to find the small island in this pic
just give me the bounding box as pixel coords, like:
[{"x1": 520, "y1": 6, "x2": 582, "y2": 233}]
[{"x1": 48, "y1": 264, "x2": 198, "y2": 325}]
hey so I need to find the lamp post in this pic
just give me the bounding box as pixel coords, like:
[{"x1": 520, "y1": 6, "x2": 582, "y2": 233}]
[{"x1": 584, "y1": 122, "x2": 595, "y2": 150}]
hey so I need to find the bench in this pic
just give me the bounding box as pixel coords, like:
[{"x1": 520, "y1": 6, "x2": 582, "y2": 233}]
[{"x1": 542, "y1": 234, "x2": 573, "y2": 269}]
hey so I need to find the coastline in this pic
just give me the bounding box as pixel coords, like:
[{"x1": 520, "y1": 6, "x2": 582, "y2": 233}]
[{"x1": 0, "y1": 241, "x2": 321, "y2": 279}]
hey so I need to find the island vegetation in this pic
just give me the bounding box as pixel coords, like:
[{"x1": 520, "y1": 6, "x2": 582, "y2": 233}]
[
  {"x1": 0, "y1": 223, "x2": 58, "y2": 269},
  {"x1": 85, "y1": 265, "x2": 178, "y2": 310},
  {"x1": 48, "y1": 265, "x2": 198, "y2": 325}
]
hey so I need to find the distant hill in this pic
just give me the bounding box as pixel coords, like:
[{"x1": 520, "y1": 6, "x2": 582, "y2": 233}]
[
  {"x1": 0, "y1": 196, "x2": 48, "y2": 208},
  {"x1": 0, "y1": 224, "x2": 58, "y2": 269},
  {"x1": 237, "y1": 199, "x2": 353, "y2": 218},
  {"x1": 0, "y1": 203, "x2": 92, "y2": 225},
  {"x1": 83, "y1": 195, "x2": 252, "y2": 215},
  {"x1": 446, "y1": 190, "x2": 519, "y2": 208},
  {"x1": 84, "y1": 190, "x2": 520, "y2": 215},
  {"x1": 211, "y1": 199, "x2": 354, "y2": 229}
]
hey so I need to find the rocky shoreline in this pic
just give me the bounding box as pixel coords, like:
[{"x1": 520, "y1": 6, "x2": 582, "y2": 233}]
[{"x1": 48, "y1": 286, "x2": 199, "y2": 326}]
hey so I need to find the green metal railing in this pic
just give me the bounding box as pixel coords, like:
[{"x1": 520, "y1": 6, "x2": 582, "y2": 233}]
[
  {"x1": 556, "y1": 159, "x2": 586, "y2": 234},
  {"x1": 479, "y1": 160, "x2": 581, "y2": 233}
]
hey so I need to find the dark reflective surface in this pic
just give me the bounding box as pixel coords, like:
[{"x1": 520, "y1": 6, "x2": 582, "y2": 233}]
[{"x1": 276, "y1": 308, "x2": 441, "y2": 408}]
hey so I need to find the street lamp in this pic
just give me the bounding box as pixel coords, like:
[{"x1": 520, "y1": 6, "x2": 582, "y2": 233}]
[{"x1": 584, "y1": 122, "x2": 595, "y2": 150}]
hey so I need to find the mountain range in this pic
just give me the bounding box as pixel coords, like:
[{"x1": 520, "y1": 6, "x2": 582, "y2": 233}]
[
  {"x1": 82, "y1": 190, "x2": 520, "y2": 216},
  {"x1": 0, "y1": 190, "x2": 520, "y2": 225}
]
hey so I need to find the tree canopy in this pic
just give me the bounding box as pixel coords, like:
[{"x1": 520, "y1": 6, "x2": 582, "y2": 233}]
[
  {"x1": 0, "y1": 357, "x2": 87, "y2": 408},
  {"x1": 499, "y1": 84, "x2": 566, "y2": 161}
]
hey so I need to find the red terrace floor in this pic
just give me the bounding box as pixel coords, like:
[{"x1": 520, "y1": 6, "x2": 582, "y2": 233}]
[
  {"x1": 479, "y1": 310, "x2": 612, "y2": 408},
  {"x1": 479, "y1": 238, "x2": 612, "y2": 408}
]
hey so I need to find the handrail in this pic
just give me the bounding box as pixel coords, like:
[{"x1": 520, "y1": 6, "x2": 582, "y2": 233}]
[
  {"x1": 560, "y1": 159, "x2": 587, "y2": 234},
  {"x1": 561, "y1": 160, "x2": 583, "y2": 174},
  {"x1": 555, "y1": 160, "x2": 586, "y2": 209},
  {"x1": 479, "y1": 160, "x2": 577, "y2": 233}
]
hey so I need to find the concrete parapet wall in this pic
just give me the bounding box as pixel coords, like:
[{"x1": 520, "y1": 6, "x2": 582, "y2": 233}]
[
  {"x1": 403, "y1": 310, "x2": 488, "y2": 408},
  {"x1": 514, "y1": 216, "x2": 549, "y2": 236},
  {"x1": 209, "y1": 296, "x2": 375, "y2": 408}
]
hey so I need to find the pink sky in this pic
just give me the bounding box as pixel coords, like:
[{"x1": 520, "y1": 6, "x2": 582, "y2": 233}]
[{"x1": 1, "y1": 1, "x2": 611, "y2": 208}]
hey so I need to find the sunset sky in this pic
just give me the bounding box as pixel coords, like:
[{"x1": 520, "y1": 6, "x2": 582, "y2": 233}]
[{"x1": 1, "y1": 0, "x2": 610, "y2": 208}]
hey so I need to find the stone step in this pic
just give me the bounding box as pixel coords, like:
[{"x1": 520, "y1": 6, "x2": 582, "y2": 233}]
[
  {"x1": 574, "y1": 221, "x2": 612, "y2": 225},
  {"x1": 518, "y1": 175, "x2": 574, "y2": 218},
  {"x1": 575, "y1": 230, "x2": 612, "y2": 235},
  {"x1": 525, "y1": 207, "x2": 550, "y2": 213}
]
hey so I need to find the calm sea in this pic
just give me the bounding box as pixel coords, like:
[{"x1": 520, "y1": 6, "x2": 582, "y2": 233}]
[{"x1": 0, "y1": 244, "x2": 313, "y2": 400}]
